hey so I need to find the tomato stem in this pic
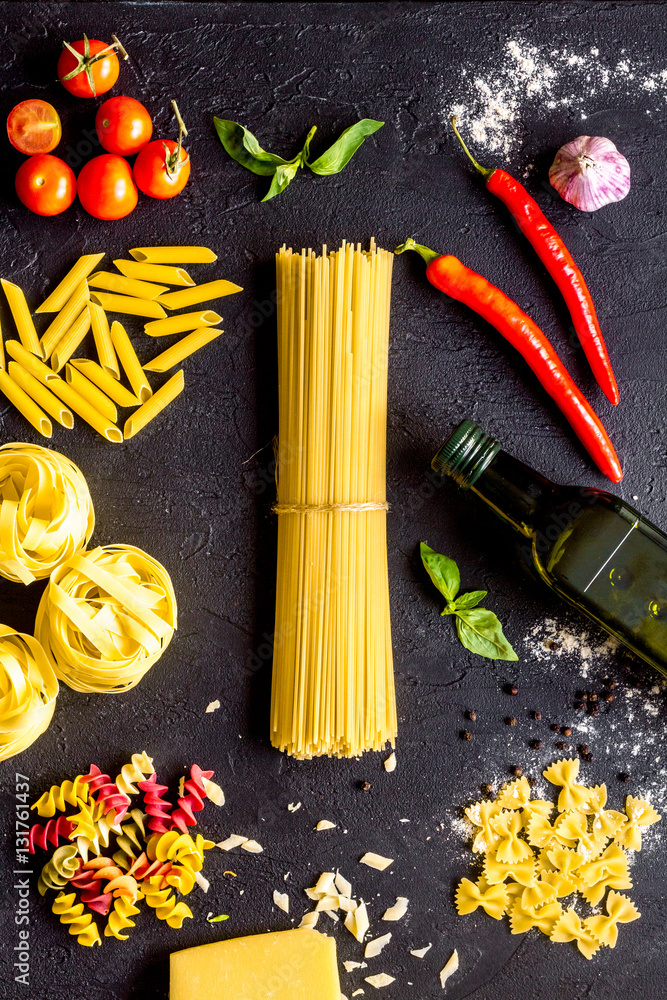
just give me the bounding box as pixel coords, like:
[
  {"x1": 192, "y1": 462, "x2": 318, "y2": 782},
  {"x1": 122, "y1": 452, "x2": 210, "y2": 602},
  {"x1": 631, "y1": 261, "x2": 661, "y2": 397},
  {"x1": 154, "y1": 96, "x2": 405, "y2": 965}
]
[
  {"x1": 164, "y1": 101, "x2": 189, "y2": 178},
  {"x1": 450, "y1": 115, "x2": 494, "y2": 181},
  {"x1": 59, "y1": 34, "x2": 129, "y2": 96}
]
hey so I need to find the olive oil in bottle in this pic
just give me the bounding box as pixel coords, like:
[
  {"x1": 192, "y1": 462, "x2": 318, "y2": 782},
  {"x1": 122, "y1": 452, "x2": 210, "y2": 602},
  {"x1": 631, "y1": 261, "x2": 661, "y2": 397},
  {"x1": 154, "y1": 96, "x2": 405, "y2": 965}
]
[{"x1": 432, "y1": 420, "x2": 667, "y2": 675}]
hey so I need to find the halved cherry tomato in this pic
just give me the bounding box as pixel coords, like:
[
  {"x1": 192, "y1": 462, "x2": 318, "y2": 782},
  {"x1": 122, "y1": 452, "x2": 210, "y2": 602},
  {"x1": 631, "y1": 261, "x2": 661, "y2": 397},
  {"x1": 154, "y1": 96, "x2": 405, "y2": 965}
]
[
  {"x1": 134, "y1": 139, "x2": 190, "y2": 199},
  {"x1": 95, "y1": 96, "x2": 153, "y2": 156},
  {"x1": 58, "y1": 35, "x2": 126, "y2": 98},
  {"x1": 7, "y1": 100, "x2": 62, "y2": 155},
  {"x1": 77, "y1": 154, "x2": 138, "y2": 220},
  {"x1": 15, "y1": 155, "x2": 76, "y2": 216}
]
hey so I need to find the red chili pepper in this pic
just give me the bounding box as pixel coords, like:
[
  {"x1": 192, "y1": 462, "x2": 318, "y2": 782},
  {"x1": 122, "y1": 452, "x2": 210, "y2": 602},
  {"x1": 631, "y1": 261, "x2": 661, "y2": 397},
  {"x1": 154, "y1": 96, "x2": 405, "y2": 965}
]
[
  {"x1": 395, "y1": 238, "x2": 622, "y2": 483},
  {"x1": 451, "y1": 117, "x2": 619, "y2": 407}
]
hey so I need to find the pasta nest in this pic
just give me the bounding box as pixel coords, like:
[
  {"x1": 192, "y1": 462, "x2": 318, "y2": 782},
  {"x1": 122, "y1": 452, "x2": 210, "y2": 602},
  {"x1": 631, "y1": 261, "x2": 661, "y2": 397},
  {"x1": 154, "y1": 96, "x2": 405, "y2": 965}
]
[
  {"x1": 35, "y1": 544, "x2": 177, "y2": 693},
  {"x1": 0, "y1": 625, "x2": 58, "y2": 761},
  {"x1": 0, "y1": 443, "x2": 94, "y2": 584}
]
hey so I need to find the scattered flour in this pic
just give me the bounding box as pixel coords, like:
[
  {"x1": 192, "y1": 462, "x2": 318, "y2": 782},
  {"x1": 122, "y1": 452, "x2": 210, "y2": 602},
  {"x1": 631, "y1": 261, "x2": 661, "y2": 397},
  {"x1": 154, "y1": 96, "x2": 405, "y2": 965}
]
[
  {"x1": 523, "y1": 618, "x2": 619, "y2": 676},
  {"x1": 448, "y1": 38, "x2": 667, "y2": 157}
]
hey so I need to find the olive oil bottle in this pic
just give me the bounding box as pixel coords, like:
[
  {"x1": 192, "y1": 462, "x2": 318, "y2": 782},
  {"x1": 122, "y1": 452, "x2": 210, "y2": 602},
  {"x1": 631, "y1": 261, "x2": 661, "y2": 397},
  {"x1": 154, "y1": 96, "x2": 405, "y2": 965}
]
[{"x1": 432, "y1": 421, "x2": 667, "y2": 674}]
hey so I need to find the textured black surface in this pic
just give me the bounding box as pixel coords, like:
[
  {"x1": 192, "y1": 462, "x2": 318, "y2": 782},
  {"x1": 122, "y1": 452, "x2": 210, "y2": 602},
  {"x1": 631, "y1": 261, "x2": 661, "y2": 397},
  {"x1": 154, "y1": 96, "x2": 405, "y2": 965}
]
[{"x1": 0, "y1": 3, "x2": 666, "y2": 999}]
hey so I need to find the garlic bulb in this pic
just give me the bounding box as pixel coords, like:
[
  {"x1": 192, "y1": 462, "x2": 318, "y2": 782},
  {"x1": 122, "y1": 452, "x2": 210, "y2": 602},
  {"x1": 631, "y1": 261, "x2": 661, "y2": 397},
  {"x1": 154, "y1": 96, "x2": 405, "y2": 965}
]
[{"x1": 549, "y1": 136, "x2": 630, "y2": 211}]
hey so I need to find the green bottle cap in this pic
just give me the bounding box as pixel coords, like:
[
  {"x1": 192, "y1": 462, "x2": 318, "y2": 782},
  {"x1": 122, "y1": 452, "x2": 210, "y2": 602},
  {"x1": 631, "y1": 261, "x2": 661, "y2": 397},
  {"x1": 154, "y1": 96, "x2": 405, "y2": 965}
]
[{"x1": 431, "y1": 420, "x2": 501, "y2": 488}]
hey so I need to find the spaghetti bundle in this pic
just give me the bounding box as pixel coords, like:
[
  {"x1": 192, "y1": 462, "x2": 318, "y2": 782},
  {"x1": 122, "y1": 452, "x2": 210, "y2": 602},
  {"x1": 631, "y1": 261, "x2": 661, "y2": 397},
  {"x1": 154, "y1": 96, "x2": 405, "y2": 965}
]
[{"x1": 271, "y1": 242, "x2": 396, "y2": 758}]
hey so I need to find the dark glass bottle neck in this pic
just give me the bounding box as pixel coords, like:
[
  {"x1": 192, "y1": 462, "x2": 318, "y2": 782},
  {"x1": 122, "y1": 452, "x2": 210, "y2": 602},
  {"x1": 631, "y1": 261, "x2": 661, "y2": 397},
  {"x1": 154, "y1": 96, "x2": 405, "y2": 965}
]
[{"x1": 470, "y1": 450, "x2": 555, "y2": 538}]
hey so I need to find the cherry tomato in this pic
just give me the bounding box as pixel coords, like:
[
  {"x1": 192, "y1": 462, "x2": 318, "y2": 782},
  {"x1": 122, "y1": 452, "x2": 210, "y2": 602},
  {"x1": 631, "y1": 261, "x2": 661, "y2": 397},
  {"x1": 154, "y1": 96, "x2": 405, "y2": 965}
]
[
  {"x1": 7, "y1": 100, "x2": 62, "y2": 155},
  {"x1": 57, "y1": 36, "x2": 123, "y2": 98},
  {"x1": 15, "y1": 155, "x2": 76, "y2": 217},
  {"x1": 95, "y1": 96, "x2": 153, "y2": 156},
  {"x1": 133, "y1": 139, "x2": 190, "y2": 199},
  {"x1": 77, "y1": 154, "x2": 138, "y2": 220}
]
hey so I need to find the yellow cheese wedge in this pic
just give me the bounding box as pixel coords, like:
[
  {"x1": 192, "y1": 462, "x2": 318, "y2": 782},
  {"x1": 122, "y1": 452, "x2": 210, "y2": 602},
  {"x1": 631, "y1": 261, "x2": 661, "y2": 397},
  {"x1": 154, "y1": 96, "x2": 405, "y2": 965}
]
[{"x1": 170, "y1": 928, "x2": 341, "y2": 1000}]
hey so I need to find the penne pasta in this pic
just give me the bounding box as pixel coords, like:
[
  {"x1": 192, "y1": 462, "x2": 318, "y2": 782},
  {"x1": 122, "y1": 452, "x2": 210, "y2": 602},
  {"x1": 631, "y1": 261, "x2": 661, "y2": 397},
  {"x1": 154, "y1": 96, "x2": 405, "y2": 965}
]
[
  {"x1": 49, "y1": 379, "x2": 122, "y2": 443},
  {"x1": 89, "y1": 292, "x2": 167, "y2": 319},
  {"x1": 0, "y1": 369, "x2": 52, "y2": 437},
  {"x1": 89, "y1": 302, "x2": 119, "y2": 378},
  {"x1": 144, "y1": 310, "x2": 221, "y2": 338},
  {"x1": 88, "y1": 271, "x2": 169, "y2": 300},
  {"x1": 40, "y1": 282, "x2": 90, "y2": 360},
  {"x1": 5, "y1": 340, "x2": 59, "y2": 385},
  {"x1": 124, "y1": 370, "x2": 184, "y2": 439},
  {"x1": 51, "y1": 305, "x2": 91, "y2": 373},
  {"x1": 1, "y1": 279, "x2": 42, "y2": 357},
  {"x1": 68, "y1": 359, "x2": 140, "y2": 408},
  {"x1": 113, "y1": 259, "x2": 195, "y2": 286},
  {"x1": 8, "y1": 363, "x2": 74, "y2": 428},
  {"x1": 35, "y1": 253, "x2": 104, "y2": 313},
  {"x1": 64, "y1": 364, "x2": 117, "y2": 423},
  {"x1": 143, "y1": 327, "x2": 223, "y2": 372},
  {"x1": 157, "y1": 278, "x2": 242, "y2": 311},
  {"x1": 109, "y1": 321, "x2": 152, "y2": 402},
  {"x1": 129, "y1": 246, "x2": 217, "y2": 264}
]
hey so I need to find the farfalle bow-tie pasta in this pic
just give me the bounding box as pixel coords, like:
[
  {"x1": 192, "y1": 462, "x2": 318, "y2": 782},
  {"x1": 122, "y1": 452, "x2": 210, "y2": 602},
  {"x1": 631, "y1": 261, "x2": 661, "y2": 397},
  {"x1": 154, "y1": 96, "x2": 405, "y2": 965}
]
[
  {"x1": 35, "y1": 543, "x2": 177, "y2": 693},
  {"x1": 0, "y1": 443, "x2": 94, "y2": 584},
  {"x1": 455, "y1": 759, "x2": 661, "y2": 959}
]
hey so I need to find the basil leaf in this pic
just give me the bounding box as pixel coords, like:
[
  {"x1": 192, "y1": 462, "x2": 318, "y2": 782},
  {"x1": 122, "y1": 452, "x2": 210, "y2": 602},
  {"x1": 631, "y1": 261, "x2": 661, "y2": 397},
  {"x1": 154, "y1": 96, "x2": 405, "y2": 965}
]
[
  {"x1": 452, "y1": 590, "x2": 487, "y2": 610},
  {"x1": 420, "y1": 542, "x2": 460, "y2": 603},
  {"x1": 306, "y1": 119, "x2": 384, "y2": 175},
  {"x1": 213, "y1": 118, "x2": 290, "y2": 176},
  {"x1": 262, "y1": 158, "x2": 302, "y2": 201},
  {"x1": 207, "y1": 913, "x2": 229, "y2": 923},
  {"x1": 454, "y1": 608, "x2": 518, "y2": 661}
]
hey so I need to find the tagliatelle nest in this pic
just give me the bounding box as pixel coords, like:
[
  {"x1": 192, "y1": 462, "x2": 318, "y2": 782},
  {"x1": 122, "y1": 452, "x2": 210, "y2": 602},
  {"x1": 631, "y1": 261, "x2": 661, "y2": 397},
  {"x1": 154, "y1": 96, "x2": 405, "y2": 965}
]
[
  {"x1": 0, "y1": 443, "x2": 94, "y2": 584},
  {"x1": 35, "y1": 544, "x2": 177, "y2": 693},
  {"x1": 0, "y1": 625, "x2": 58, "y2": 761}
]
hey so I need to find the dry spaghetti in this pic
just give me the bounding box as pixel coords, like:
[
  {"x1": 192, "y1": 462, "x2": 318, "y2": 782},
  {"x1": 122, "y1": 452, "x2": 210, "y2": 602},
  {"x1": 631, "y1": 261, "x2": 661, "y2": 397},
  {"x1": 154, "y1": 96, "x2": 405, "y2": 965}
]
[
  {"x1": 270, "y1": 241, "x2": 396, "y2": 758},
  {"x1": 35, "y1": 544, "x2": 177, "y2": 693}
]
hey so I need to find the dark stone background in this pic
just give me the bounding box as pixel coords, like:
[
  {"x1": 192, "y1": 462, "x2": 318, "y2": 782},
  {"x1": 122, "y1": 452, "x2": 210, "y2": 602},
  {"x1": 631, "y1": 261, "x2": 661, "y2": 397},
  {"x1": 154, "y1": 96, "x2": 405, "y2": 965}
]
[{"x1": 0, "y1": 3, "x2": 665, "y2": 998}]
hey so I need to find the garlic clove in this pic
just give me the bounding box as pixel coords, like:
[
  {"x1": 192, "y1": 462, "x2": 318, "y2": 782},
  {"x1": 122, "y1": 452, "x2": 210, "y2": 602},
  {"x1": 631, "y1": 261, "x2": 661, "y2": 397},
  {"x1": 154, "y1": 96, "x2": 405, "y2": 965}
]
[{"x1": 549, "y1": 136, "x2": 630, "y2": 212}]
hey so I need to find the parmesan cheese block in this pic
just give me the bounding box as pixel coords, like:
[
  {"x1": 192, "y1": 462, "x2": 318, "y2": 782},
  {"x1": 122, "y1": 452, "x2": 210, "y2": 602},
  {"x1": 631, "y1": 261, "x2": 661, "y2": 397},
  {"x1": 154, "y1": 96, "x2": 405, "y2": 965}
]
[{"x1": 170, "y1": 928, "x2": 341, "y2": 1000}]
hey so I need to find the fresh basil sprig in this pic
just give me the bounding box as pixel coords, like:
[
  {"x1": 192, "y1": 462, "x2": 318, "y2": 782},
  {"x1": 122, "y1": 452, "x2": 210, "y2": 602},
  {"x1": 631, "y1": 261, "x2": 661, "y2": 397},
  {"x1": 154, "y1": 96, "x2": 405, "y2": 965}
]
[
  {"x1": 420, "y1": 542, "x2": 518, "y2": 661},
  {"x1": 213, "y1": 118, "x2": 384, "y2": 201}
]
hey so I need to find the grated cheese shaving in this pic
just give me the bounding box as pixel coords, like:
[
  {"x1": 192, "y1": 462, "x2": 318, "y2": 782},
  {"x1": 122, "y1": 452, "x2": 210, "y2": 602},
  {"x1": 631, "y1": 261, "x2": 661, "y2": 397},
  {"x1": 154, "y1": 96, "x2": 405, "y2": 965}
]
[
  {"x1": 343, "y1": 961, "x2": 368, "y2": 972},
  {"x1": 194, "y1": 871, "x2": 210, "y2": 893},
  {"x1": 364, "y1": 932, "x2": 392, "y2": 958},
  {"x1": 316, "y1": 819, "x2": 337, "y2": 831},
  {"x1": 241, "y1": 839, "x2": 263, "y2": 853},
  {"x1": 299, "y1": 911, "x2": 319, "y2": 929},
  {"x1": 382, "y1": 896, "x2": 408, "y2": 921},
  {"x1": 205, "y1": 699, "x2": 220, "y2": 713},
  {"x1": 216, "y1": 834, "x2": 247, "y2": 851},
  {"x1": 288, "y1": 801, "x2": 302, "y2": 812},
  {"x1": 352, "y1": 901, "x2": 370, "y2": 942},
  {"x1": 352, "y1": 992, "x2": 365, "y2": 997},
  {"x1": 440, "y1": 949, "x2": 459, "y2": 989},
  {"x1": 410, "y1": 943, "x2": 432, "y2": 958},
  {"x1": 384, "y1": 752, "x2": 396, "y2": 773},
  {"x1": 202, "y1": 776, "x2": 225, "y2": 806},
  {"x1": 365, "y1": 974, "x2": 395, "y2": 989},
  {"x1": 360, "y1": 853, "x2": 393, "y2": 871},
  {"x1": 335, "y1": 870, "x2": 352, "y2": 898},
  {"x1": 273, "y1": 890, "x2": 289, "y2": 914}
]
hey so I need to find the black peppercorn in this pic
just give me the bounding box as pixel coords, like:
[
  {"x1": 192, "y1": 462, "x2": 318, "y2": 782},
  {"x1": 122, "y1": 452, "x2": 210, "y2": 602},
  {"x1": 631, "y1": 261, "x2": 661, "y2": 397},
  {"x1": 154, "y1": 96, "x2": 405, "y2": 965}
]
[
  {"x1": 552, "y1": 724, "x2": 561, "y2": 733},
  {"x1": 467, "y1": 710, "x2": 477, "y2": 721},
  {"x1": 609, "y1": 680, "x2": 617, "y2": 690},
  {"x1": 532, "y1": 710, "x2": 542, "y2": 720},
  {"x1": 462, "y1": 730, "x2": 473, "y2": 741},
  {"x1": 509, "y1": 684, "x2": 519, "y2": 696},
  {"x1": 579, "y1": 744, "x2": 589, "y2": 754},
  {"x1": 589, "y1": 693, "x2": 598, "y2": 702},
  {"x1": 589, "y1": 705, "x2": 599, "y2": 716},
  {"x1": 481, "y1": 783, "x2": 493, "y2": 797},
  {"x1": 574, "y1": 700, "x2": 584, "y2": 710},
  {"x1": 511, "y1": 765, "x2": 523, "y2": 776},
  {"x1": 360, "y1": 781, "x2": 371, "y2": 791},
  {"x1": 578, "y1": 691, "x2": 588, "y2": 701},
  {"x1": 582, "y1": 752, "x2": 593, "y2": 762},
  {"x1": 531, "y1": 739, "x2": 543, "y2": 750},
  {"x1": 555, "y1": 740, "x2": 568, "y2": 751},
  {"x1": 562, "y1": 727, "x2": 572, "y2": 737},
  {"x1": 527, "y1": 776, "x2": 537, "y2": 787},
  {"x1": 506, "y1": 717, "x2": 517, "y2": 726},
  {"x1": 603, "y1": 693, "x2": 615, "y2": 703},
  {"x1": 618, "y1": 772, "x2": 630, "y2": 782}
]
